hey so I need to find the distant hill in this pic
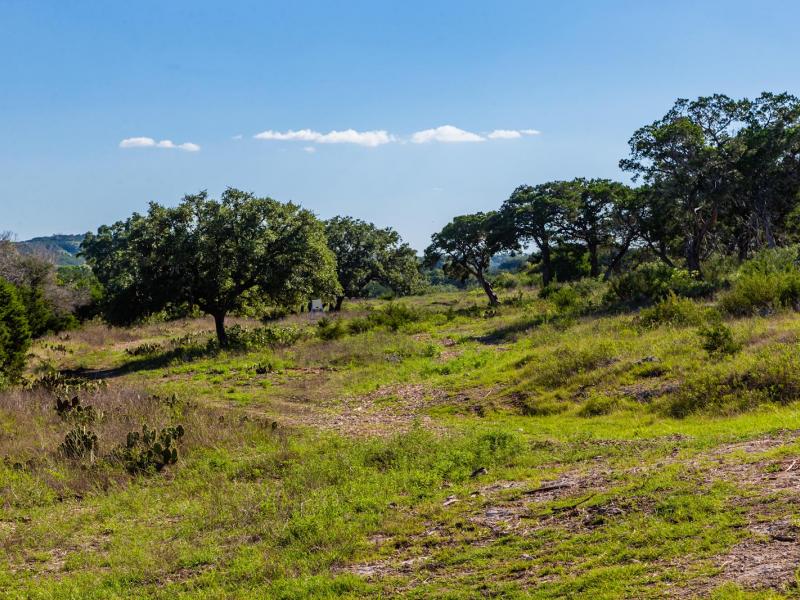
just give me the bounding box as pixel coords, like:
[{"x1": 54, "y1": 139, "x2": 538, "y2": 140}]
[{"x1": 17, "y1": 234, "x2": 85, "y2": 266}]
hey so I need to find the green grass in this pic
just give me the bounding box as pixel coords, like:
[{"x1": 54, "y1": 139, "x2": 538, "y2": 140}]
[{"x1": 5, "y1": 290, "x2": 800, "y2": 597}]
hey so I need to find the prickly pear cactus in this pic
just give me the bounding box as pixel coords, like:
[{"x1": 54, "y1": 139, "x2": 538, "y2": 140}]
[
  {"x1": 116, "y1": 424, "x2": 185, "y2": 474},
  {"x1": 60, "y1": 426, "x2": 98, "y2": 460},
  {"x1": 55, "y1": 395, "x2": 98, "y2": 423}
]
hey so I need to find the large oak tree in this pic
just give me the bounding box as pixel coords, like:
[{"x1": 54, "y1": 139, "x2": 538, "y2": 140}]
[
  {"x1": 325, "y1": 216, "x2": 423, "y2": 310},
  {"x1": 424, "y1": 212, "x2": 506, "y2": 305},
  {"x1": 82, "y1": 188, "x2": 340, "y2": 346}
]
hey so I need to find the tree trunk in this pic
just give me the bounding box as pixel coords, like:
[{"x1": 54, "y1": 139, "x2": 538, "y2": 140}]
[
  {"x1": 764, "y1": 217, "x2": 777, "y2": 249},
  {"x1": 588, "y1": 241, "x2": 600, "y2": 278},
  {"x1": 686, "y1": 238, "x2": 703, "y2": 279},
  {"x1": 476, "y1": 272, "x2": 499, "y2": 306},
  {"x1": 737, "y1": 234, "x2": 749, "y2": 262},
  {"x1": 334, "y1": 296, "x2": 345, "y2": 312},
  {"x1": 603, "y1": 237, "x2": 632, "y2": 281},
  {"x1": 213, "y1": 311, "x2": 228, "y2": 347},
  {"x1": 540, "y1": 243, "x2": 553, "y2": 286}
]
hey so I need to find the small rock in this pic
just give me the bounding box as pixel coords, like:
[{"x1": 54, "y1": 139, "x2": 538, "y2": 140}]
[{"x1": 443, "y1": 495, "x2": 459, "y2": 507}]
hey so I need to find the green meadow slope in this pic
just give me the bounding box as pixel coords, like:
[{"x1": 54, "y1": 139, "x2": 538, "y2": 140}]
[{"x1": 3, "y1": 288, "x2": 800, "y2": 598}]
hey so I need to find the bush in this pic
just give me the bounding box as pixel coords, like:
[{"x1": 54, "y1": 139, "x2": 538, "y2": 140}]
[
  {"x1": 667, "y1": 349, "x2": 800, "y2": 417},
  {"x1": 578, "y1": 393, "x2": 619, "y2": 417},
  {"x1": 549, "y1": 286, "x2": 581, "y2": 312},
  {"x1": 491, "y1": 272, "x2": 519, "y2": 290},
  {"x1": 698, "y1": 322, "x2": 741, "y2": 357},
  {"x1": 637, "y1": 293, "x2": 705, "y2": 328},
  {"x1": 317, "y1": 317, "x2": 348, "y2": 340},
  {"x1": 540, "y1": 280, "x2": 605, "y2": 314},
  {"x1": 369, "y1": 303, "x2": 420, "y2": 331},
  {"x1": 325, "y1": 303, "x2": 422, "y2": 339},
  {"x1": 0, "y1": 278, "x2": 31, "y2": 384},
  {"x1": 226, "y1": 324, "x2": 306, "y2": 349},
  {"x1": 720, "y1": 249, "x2": 800, "y2": 316},
  {"x1": 605, "y1": 263, "x2": 713, "y2": 306}
]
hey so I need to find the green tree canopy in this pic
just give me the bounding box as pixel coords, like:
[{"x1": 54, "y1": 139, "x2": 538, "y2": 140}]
[
  {"x1": 558, "y1": 178, "x2": 635, "y2": 279},
  {"x1": 620, "y1": 94, "x2": 750, "y2": 274},
  {"x1": 325, "y1": 216, "x2": 423, "y2": 310},
  {"x1": 81, "y1": 188, "x2": 340, "y2": 345},
  {"x1": 0, "y1": 278, "x2": 30, "y2": 384},
  {"x1": 498, "y1": 183, "x2": 568, "y2": 285},
  {"x1": 424, "y1": 212, "x2": 506, "y2": 305}
]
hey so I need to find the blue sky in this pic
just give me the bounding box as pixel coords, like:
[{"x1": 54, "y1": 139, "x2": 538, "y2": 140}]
[{"x1": 2, "y1": 0, "x2": 799, "y2": 251}]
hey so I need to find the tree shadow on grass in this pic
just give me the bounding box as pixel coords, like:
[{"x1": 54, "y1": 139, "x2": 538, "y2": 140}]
[
  {"x1": 69, "y1": 344, "x2": 220, "y2": 380},
  {"x1": 473, "y1": 314, "x2": 574, "y2": 344}
]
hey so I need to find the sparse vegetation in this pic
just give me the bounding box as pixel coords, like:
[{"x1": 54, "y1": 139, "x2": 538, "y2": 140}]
[{"x1": 5, "y1": 88, "x2": 800, "y2": 597}]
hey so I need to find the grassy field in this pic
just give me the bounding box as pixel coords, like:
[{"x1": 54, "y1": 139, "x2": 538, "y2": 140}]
[{"x1": 4, "y1": 287, "x2": 800, "y2": 598}]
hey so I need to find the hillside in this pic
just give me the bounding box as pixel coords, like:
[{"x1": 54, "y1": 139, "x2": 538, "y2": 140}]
[
  {"x1": 3, "y1": 287, "x2": 800, "y2": 598},
  {"x1": 16, "y1": 234, "x2": 85, "y2": 266}
]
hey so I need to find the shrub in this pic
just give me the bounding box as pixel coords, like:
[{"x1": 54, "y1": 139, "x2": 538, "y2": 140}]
[
  {"x1": 369, "y1": 303, "x2": 420, "y2": 331},
  {"x1": 698, "y1": 322, "x2": 741, "y2": 357},
  {"x1": 347, "y1": 317, "x2": 374, "y2": 335},
  {"x1": 578, "y1": 393, "x2": 619, "y2": 417},
  {"x1": 549, "y1": 286, "x2": 581, "y2": 311},
  {"x1": 114, "y1": 424, "x2": 185, "y2": 474},
  {"x1": 668, "y1": 349, "x2": 800, "y2": 417},
  {"x1": 721, "y1": 272, "x2": 800, "y2": 317},
  {"x1": 317, "y1": 317, "x2": 347, "y2": 340},
  {"x1": 605, "y1": 263, "x2": 713, "y2": 306},
  {"x1": 226, "y1": 324, "x2": 306, "y2": 349},
  {"x1": 513, "y1": 393, "x2": 567, "y2": 416},
  {"x1": 718, "y1": 247, "x2": 800, "y2": 316},
  {"x1": 528, "y1": 342, "x2": 617, "y2": 389},
  {"x1": 326, "y1": 304, "x2": 422, "y2": 339},
  {"x1": 637, "y1": 293, "x2": 705, "y2": 328},
  {"x1": 0, "y1": 278, "x2": 31, "y2": 384},
  {"x1": 491, "y1": 272, "x2": 519, "y2": 290}
]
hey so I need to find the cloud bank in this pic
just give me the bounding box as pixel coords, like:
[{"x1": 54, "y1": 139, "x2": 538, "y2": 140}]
[
  {"x1": 254, "y1": 125, "x2": 540, "y2": 148},
  {"x1": 254, "y1": 128, "x2": 393, "y2": 147},
  {"x1": 487, "y1": 128, "x2": 541, "y2": 140},
  {"x1": 119, "y1": 137, "x2": 200, "y2": 152},
  {"x1": 410, "y1": 125, "x2": 484, "y2": 143}
]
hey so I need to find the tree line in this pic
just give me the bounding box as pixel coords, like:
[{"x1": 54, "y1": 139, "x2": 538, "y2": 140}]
[
  {"x1": 2, "y1": 90, "x2": 799, "y2": 379},
  {"x1": 426, "y1": 92, "x2": 800, "y2": 304}
]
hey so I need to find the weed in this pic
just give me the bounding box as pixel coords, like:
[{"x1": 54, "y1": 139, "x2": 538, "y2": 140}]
[{"x1": 698, "y1": 322, "x2": 742, "y2": 357}]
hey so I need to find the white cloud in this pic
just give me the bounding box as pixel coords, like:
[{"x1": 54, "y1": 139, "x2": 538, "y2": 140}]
[
  {"x1": 254, "y1": 128, "x2": 393, "y2": 147},
  {"x1": 303, "y1": 146, "x2": 316, "y2": 153},
  {"x1": 231, "y1": 134, "x2": 243, "y2": 140},
  {"x1": 411, "y1": 125, "x2": 484, "y2": 144},
  {"x1": 318, "y1": 129, "x2": 393, "y2": 146},
  {"x1": 252, "y1": 124, "x2": 539, "y2": 147},
  {"x1": 119, "y1": 136, "x2": 157, "y2": 148},
  {"x1": 487, "y1": 129, "x2": 521, "y2": 139},
  {"x1": 487, "y1": 128, "x2": 541, "y2": 139},
  {"x1": 254, "y1": 129, "x2": 320, "y2": 142},
  {"x1": 119, "y1": 137, "x2": 200, "y2": 152}
]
